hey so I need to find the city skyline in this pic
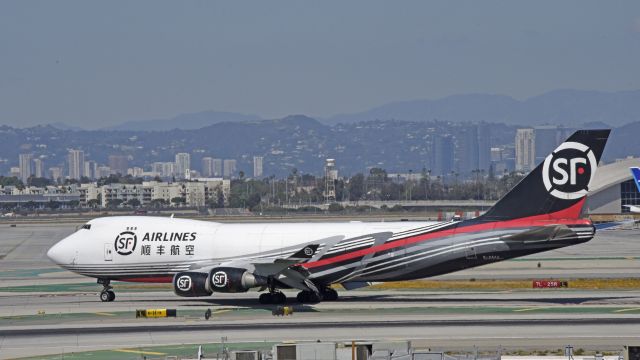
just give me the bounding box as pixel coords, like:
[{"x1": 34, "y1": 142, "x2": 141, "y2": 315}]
[{"x1": 6, "y1": 124, "x2": 607, "y2": 184}]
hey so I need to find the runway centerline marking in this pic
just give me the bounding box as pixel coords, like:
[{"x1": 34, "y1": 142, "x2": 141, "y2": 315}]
[{"x1": 113, "y1": 348, "x2": 166, "y2": 355}]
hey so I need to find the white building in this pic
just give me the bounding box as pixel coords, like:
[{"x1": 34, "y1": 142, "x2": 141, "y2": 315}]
[
  {"x1": 18, "y1": 153, "x2": 33, "y2": 183},
  {"x1": 68, "y1": 149, "x2": 85, "y2": 180},
  {"x1": 33, "y1": 158, "x2": 45, "y2": 178},
  {"x1": 223, "y1": 159, "x2": 237, "y2": 178},
  {"x1": 84, "y1": 160, "x2": 97, "y2": 180},
  {"x1": 202, "y1": 157, "x2": 214, "y2": 177},
  {"x1": 175, "y1": 153, "x2": 191, "y2": 179},
  {"x1": 515, "y1": 128, "x2": 535, "y2": 172},
  {"x1": 253, "y1": 156, "x2": 264, "y2": 178},
  {"x1": 78, "y1": 183, "x2": 100, "y2": 205},
  {"x1": 213, "y1": 158, "x2": 223, "y2": 177},
  {"x1": 100, "y1": 183, "x2": 148, "y2": 207}
]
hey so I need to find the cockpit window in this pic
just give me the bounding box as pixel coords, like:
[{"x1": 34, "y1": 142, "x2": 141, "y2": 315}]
[{"x1": 82, "y1": 224, "x2": 91, "y2": 230}]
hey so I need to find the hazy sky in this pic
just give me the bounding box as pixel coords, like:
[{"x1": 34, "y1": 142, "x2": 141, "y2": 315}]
[{"x1": 1, "y1": 1, "x2": 639, "y2": 128}]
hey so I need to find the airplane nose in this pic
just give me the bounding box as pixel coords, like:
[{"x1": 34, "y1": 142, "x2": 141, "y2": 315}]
[{"x1": 47, "y1": 241, "x2": 68, "y2": 265}]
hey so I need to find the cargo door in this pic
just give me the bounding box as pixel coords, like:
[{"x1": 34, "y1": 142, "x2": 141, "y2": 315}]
[
  {"x1": 104, "y1": 243, "x2": 113, "y2": 261},
  {"x1": 464, "y1": 245, "x2": 477, "y2": 259}
]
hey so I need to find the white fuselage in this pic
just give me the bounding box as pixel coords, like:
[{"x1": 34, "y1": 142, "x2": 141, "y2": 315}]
[{"x1": 47, "y1": 216, "x2": 436, "y2": 281}]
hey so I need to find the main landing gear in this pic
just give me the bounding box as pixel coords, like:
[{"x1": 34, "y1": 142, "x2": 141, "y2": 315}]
[
  {"x1": 258, "y1": 291, "x2": 287, "y2": 305},
  {"x1": 258, "y1": 279, "x2": 287, "y2": 304},
  {"x1": 98, "y1": 278, "x2": 115, "y2": 302},
  {"x1": 296, "y1": 287, "x2": 338, "y2": 303}
]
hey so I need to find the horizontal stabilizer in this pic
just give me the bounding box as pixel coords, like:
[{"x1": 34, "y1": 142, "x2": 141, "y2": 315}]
[{"x1": 503, "y1": 225, "x2": 576, "y2": 243}]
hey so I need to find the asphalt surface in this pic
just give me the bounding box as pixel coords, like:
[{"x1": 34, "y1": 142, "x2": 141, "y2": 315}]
[{"x1": 1, "y1": 221, "x2": 640, "y2": 359}]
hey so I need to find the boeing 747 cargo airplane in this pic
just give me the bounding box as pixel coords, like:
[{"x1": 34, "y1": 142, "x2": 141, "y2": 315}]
[{"x1": 47, "y1": 130, "x2": 610, "y2": 303}]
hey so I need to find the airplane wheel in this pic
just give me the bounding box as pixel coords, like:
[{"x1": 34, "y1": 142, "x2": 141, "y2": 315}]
[
  {"x1": 273, "y1": 292, "x2": 287, "y2": 304},
  {"x1": 297, "y1": 290, "x2": 322, "y2": 303},
  {"x1": 259, "y1": 293, "x2": 273, "y2": 305},
  {"x1": 322, "y1": 288, "x2": 338, "y2": 301},
  {"x1": 107, "y1": 290, "x2": 115, "y2": 302},
  {"x1": 100, "y1": 291, "x2": 110, "y2": 302}
]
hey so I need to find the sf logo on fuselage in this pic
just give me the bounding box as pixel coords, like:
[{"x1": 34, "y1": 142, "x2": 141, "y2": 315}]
[
  {"x1": 542, "y1": 141, "x2": 597, "y2": 200},
  {"x1": 176, "y1": 275, "x2": 192, "y2": 291},
  {"x1": 211, "y1": 271, "x2": 228, "y2": 288},
  {"x1": 114, "y1": 231, "x2": 137, "y2": 255}
]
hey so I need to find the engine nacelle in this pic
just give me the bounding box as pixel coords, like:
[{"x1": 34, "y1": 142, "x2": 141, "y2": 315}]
[
  {"x1": 209, "y1": 267, "x2": 268, "y2": 293},
  {"x1": 173, "y1": 271, "x2": 212, "y2": 297}
]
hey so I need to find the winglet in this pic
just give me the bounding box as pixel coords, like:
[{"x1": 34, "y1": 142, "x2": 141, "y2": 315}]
[
  {"x1": 631, "y1": 167, "x2": 640, "y2": 193},
  {"x1": 288, "y1": 244, "x2": 319, "y2": 261}
]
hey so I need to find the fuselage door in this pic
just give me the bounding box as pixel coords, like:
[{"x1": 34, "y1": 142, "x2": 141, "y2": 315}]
[{"x1": 104, "y1": 243, "x2": 113, "y2": 261}]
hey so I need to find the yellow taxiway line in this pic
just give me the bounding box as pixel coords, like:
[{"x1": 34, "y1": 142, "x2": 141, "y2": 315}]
[{"x1": 113, "y1": 349, "x2": 166, "y2": 355}]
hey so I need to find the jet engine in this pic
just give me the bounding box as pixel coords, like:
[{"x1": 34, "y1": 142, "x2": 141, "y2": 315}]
[
  {"x1": 173, "y1": 272, "x2": 212, "y2": 297},
  {"x1": 209, "y1": 267, "x2": 268, "y2": 293}
]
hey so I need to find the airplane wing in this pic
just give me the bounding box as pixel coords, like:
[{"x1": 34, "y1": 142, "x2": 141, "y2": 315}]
[{"x1": 191, "y1": 243, "x2": 322, "y2": 293}]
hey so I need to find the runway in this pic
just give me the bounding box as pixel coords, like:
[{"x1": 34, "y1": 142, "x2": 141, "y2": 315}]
[{"x1": 1, "y1": 222, "x2": 640, "y2": 359}]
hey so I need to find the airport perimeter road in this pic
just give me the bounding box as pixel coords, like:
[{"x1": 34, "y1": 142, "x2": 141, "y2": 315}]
[{"x1": 2, "y1": 316, "x2": 640, "y2": 359}]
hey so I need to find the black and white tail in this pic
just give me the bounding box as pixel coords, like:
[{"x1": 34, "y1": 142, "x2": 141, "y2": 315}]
[{"x1": 479, "y1": 129, "x2": 611, "y2": 221}]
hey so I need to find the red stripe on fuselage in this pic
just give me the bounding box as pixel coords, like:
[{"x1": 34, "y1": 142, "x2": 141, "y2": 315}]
[{"x1": 304, "y1": 199, "x2": 589, "y2": 270}]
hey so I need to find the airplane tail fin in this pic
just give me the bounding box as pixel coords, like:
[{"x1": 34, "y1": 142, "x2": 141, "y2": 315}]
[
  {"x1": 631, "y1": 167, "x2": 640, "y2": 193},
  {"x1": 479, "y1": 129, "x2": 610, "y2": 221}
]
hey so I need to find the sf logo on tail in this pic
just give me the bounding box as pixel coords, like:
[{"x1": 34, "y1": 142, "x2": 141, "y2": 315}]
[{"x1": 542, "y1": 141, "x2": 597, "y2": 200}]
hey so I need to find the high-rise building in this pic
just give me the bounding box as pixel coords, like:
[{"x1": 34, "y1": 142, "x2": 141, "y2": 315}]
[
  {"x1": 33, "y1": 158, "x2": 45, "y2": 178},
  {"x1": 18, "y1": 153, "x2": 33, "y2": 183},
  {"x1": 175, "y1": 153, "x2": 191, "y2": 179},
  {"x1": 534, "y1": 126, "x2": 561, "y2": 165},
  {"x1": 477, "y1": 123, "x2": 492, "y2": 172},
  {"x1": 202, "y1": 157, "x2": 215, "y2": 177},
  {"x1": 162, "y1": 162, "x2": 175, "y2": 178},
  {"x1": 432, "y1": 135, "x2": 454, "y2": 176},
  {"x1": 223, "y1": 159, "x2": 237, "y2": 178},
  {"x1": 84, "y1": 160, "x2": 97, "y2": 180},
  {"x1": 108, "y1": 155, "x2": 129, "y2": 175},
  {"x1": 96, "y1": 166, "x2": 112, "y2": 179},
  {"x1": 68, "y1": 149, "x2": 85, "y2": 180},
  {"x1": 515, "y1": 128, "x2": 535, "y2": 172},
  {"x1": 324, "y1": 158, "x2": 337, "y2": 202},
  {"x1": 213, "y1": 159, "x2": 223, "y2": 177},
  {"x1": 456, "y1": 126, "x2": 478, "y2": 175},
  {"x1": 253, "y1": 156, "x2": 264, "y2": 178}
]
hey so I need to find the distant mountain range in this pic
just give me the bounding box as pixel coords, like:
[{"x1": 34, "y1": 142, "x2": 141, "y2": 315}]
[
  {"x1": 323, "y1": 89, "x2": 640, "y2": 127},
  {"x1": 44, "y1": 89, "x2": 640, "y2": 131},
  {"x1": 103, "y1": 111, "x2": 263, "y2": 131}
]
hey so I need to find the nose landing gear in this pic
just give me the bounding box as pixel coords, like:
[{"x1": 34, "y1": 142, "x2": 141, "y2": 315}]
[{"x1": 98, "y1": 279, "x2": 115, "y2": 302}]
